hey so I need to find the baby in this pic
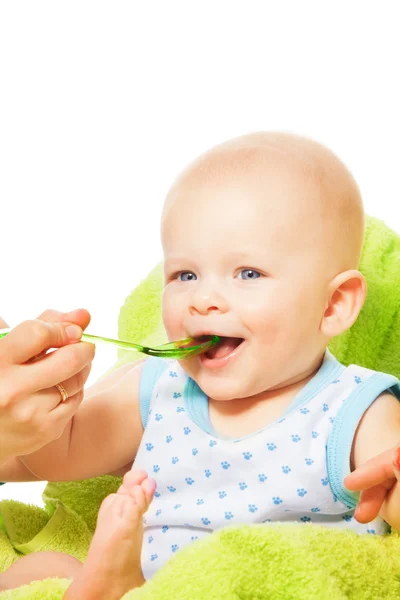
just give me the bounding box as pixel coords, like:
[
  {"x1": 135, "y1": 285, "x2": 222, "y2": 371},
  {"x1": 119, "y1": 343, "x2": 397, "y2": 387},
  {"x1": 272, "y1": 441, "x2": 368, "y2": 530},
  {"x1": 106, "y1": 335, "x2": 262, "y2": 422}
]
[{"x1": 1, "y1": 131, "x2": 400, "y2": 599}]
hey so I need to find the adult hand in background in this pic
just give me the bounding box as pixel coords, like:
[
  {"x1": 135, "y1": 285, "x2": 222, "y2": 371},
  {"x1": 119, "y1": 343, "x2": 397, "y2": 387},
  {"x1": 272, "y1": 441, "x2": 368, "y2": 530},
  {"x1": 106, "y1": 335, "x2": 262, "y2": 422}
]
[{"x1": 0, "y1": 309, "x2": 95, "y2": 465}]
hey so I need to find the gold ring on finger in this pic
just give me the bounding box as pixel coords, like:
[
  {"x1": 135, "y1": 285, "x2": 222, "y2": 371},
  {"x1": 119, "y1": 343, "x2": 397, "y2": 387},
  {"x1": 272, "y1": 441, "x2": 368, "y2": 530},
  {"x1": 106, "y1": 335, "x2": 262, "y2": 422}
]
[{"x1": 55, "y1": 383, "x2": 69, "y2": 402}]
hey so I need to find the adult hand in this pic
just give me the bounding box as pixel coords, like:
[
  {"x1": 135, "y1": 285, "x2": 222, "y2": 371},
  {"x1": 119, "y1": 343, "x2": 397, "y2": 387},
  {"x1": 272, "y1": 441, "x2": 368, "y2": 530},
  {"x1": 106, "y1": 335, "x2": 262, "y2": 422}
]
[
  {"x1": 344, "y1": 446, "x2": 399, "y2": 522},
  {"x1": 0, "y1": 309, "x2": 95, "y2": 464}
]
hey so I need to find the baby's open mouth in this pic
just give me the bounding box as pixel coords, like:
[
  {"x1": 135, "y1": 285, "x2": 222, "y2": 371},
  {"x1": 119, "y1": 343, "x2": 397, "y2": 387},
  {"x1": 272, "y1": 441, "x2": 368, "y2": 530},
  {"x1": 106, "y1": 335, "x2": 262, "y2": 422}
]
[{"x1": 204, "y1": 336, "x2": 244, "y2": 360}]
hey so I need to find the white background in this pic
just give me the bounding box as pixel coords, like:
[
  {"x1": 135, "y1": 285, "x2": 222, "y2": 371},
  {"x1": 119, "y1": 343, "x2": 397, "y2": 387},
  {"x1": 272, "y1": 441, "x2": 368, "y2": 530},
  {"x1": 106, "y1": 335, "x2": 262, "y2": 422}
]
[{"x1": 1, "y1": 1, "x2": 399, "y2": 506}]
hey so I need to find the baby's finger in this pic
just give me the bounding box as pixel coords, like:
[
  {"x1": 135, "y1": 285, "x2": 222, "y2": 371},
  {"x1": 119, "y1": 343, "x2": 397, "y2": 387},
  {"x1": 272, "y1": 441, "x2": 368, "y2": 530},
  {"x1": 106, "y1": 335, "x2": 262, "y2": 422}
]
[
  {"x1": 122, "y1": 470, "x2": 148, "y2": 490},
  {"x1": 353, "y1": 483, "x2": 390, "y2": 523},
  {"x1": 344, "y1": 448, "x2": 396, "y2": 491},
  {"x1": 142, "y1": 478, "x2": 157, "y2": 509}
]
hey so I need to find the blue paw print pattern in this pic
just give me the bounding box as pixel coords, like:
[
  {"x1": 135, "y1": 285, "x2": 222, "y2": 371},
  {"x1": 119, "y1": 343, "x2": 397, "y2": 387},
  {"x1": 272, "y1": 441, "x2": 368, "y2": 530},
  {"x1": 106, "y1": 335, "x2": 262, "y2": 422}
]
[
  {"x1": 305, "y1": 458, "x2": 314, "y2": 466},
  {"x1": 173, "y1": 392, "x2": 182, "y2": 398},
  {"x1": 192, "y1": 448, "x2": 199, "y2": 456},
  {"x1": 183, "y1": 427, "x2": 191, "y2": 435},
  {"x1": 224, "y1": 511, "x2": 234, "y2": 520},
  {"x1": 248, "y1": 504, "x2": 258, "y2": 513},
  {"x1": 300, "y1": 516, "x2": 311, "y2": 522},
  {"x1": 312, "y1": 431, "x2": 319, "y2": 439},
  {"x1": 311, "y1": 507, "x2": 321, "y2": 513},
  {"x1": 167, "y1": 485, "x2": 176, "y2": 493},
  {"x1": 329, "y1": 416, "x2": 335, "y2": 424},
  {"x1": 150, "y1": 553, "x2": 159, "y2": 561},
  {"x1": 331, "y1": 379, "x2": 340, "y2": 384},
  {"x1": 166, "y1": 435, "x2": 173, "y2": 443},
  {"x1": 300, "y1": 407, "x2": 310, "y2": 414},
  {"x1": 258, "y1": 473, "x2": 268, "y2": 482},
  {"x1": 281, "y1": 466, "x2": 291, "y2": 474},
  {"x1": 218, "y1": 491, "x2": 227, "y2": 499},
  {"x1": 148, "y1": 535, "x2": 153, "y2": 544},
  {"x1": 272, "y1": 497, "x2": 283, "y2": 505},
  {"x1": 155, "y1": 413, "x2": 163, "y2": 421},
  {"x1": 221, "y1": 461, "x2": 231, "y2": 470},
  {"x1": 185, "y1": 477, "x2": 195, "y2": 485},
  {"x1": 321, "y1": 477, "x2": 329, "y2": 486},
  {"x1": 322, "y1": 403, "x2": 329, "y2": 412},
  {"x1": 171, "y1": 456, "x2": 179, "y2": 464},
  {"x1": 153, "y1": 465, "x2": 160, "y2": 473},
  {"x1": 291, "y1": 434, "x2": 301, "y2": 443},
  {"x1": 342, "y1": 514, "x2": 352, "y2": 522},
  {"x1": 169, "y1": 371, "x2": 178, "y2": 378},
  {"x1": 174, "y1": 504, "x2": 182, "y2": 510},
  {"x1": 297, "y1": 488, "x2": 307, "y2": 497},
  {"x1": 243, "y1": 452, "x2": 253, "y2": 460},
  {"x1": 367, "y1": 529, "x2": 376, "y2": 534},
  {"x1": 266, "y1": 442, "x2": 277, "y2": 451},
  {"x1": 156, "y1": 509, "x2": 162, "y2": 516},
  {"x1": 202, "y1": 517, "x2": 211, "y2": 525},
  {"x1": 191, "y1": 536, "x2": 199, "y2": 541},
  {"x1": 209, "y1": 440, "x2": 217, "y2": 447},
  {"x1": 154, "y1": 491, "x2": 161, "y2": 498},
  {"x1": 205, "y1": 469, "x2": 212, "y2": 478},
  {"x1": 171, "y1": 544, "x2": 179, "y2": 552},
  {"x1": 196, "y1": 498, "x2": 204, "y2": 505},
  {"x1": 239, "y1": 481, "x2": 248, "y2": 490},
  {"x1": 354, "y1": 375, "x2": 362, "y2": 384},
  {"x1": 146, "y1": 443, "x2": 154, "y2": 451},
  {"x1": 176, "y1": 406, "x2": 185, "y2": 413},
  {"x1": 162, "y1": 525, "x2": 169, "y2": 533}
]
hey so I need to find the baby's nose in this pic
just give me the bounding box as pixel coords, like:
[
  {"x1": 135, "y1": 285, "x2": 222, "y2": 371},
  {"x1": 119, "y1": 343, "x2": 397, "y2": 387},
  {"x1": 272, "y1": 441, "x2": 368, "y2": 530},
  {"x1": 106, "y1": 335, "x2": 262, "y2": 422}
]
[{"x1": 189, "y1": 287, "x2": 228, "y2": 315}]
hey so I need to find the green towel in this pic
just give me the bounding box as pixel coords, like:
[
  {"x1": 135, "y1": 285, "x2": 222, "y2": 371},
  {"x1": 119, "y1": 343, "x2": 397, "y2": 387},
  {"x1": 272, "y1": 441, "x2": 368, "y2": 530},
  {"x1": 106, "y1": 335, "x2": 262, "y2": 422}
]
[{"x1": 1, "y1": 214, "x2": 400, "y2": 599}]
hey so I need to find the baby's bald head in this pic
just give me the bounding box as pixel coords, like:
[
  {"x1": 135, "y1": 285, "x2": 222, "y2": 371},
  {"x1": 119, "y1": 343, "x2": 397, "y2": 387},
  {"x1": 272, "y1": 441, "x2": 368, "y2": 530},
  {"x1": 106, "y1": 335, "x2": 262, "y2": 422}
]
[{"x1": 161, "y1": 132, "x2": 364, "y2": 277}]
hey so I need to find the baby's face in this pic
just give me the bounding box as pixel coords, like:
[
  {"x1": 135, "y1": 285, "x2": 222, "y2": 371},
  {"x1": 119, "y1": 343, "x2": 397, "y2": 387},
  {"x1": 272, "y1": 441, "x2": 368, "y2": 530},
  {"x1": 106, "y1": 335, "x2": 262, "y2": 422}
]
[{"x1": 162, "y1": 163, "x2": 332, "y2": 402}]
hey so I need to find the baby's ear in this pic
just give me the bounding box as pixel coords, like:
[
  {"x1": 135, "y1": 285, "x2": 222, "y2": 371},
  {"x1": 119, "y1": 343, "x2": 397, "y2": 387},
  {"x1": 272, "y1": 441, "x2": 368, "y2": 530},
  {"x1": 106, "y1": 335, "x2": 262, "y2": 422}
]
[{"x1": 320, "y1": 270, "x2": 367, "y2": 337}]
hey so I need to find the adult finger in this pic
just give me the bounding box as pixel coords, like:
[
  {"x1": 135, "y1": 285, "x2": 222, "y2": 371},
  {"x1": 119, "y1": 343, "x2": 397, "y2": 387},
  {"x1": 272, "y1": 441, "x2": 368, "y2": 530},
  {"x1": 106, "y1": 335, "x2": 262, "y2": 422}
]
[
  {"x1": 344, "y1": 448, "x2": 396, "y2": 491},
  {"x1": 26, "y1": 340, "x2": 95, "y2": 390},
  {"x1": 0, "y1": 320, "x2": 83, "y2": 365},
  {"x1": 34, "y1": 388, "x2": 86, "y2": 444},
  {"x1": 29, "y1": 309, "x2": 90, "y2": 361},
  {"x1": 38, "y1": 308, "x2": 91, "y2": 331},
  {"x1": 49, "y1": 363, "x2": 92, "y2": 409}
]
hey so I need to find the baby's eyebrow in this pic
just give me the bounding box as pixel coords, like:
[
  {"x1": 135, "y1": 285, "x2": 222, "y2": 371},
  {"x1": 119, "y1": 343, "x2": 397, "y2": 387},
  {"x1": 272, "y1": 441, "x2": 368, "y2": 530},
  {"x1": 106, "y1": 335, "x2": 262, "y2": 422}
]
[{"x1": 165, "y1": 250, "x2": 263, "y2": 264}]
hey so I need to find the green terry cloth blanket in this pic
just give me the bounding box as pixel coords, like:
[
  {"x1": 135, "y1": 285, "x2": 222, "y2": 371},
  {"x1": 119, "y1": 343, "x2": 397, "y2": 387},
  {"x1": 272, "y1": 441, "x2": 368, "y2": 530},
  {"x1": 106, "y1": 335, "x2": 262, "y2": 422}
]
[{"x1": 1, "y1": 214, "x2": 400, "y2": 599}]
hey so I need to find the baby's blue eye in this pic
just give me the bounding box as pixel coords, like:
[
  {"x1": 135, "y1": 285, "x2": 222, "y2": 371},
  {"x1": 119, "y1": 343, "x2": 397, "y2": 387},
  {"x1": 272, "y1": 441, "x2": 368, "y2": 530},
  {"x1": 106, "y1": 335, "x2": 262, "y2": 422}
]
[
  {"x1": 239, "y1": 269, "x2": 261, "y2": 280},
  {"x1": 178, "y1": 271, "x2": 197, "y2": 282}
]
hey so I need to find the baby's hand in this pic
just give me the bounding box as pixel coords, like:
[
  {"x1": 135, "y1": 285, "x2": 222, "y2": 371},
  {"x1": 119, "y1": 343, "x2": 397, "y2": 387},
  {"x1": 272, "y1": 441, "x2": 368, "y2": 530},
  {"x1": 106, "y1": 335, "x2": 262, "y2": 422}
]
[{"x1": 344, "y1": 447, "x2": 400, "y2": 523}]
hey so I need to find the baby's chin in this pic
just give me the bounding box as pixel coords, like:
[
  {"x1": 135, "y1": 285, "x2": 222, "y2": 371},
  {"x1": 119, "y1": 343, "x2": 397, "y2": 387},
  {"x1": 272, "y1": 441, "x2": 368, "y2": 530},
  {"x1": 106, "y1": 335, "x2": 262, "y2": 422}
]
[{"x1": 188, "y1": 371, "x2": 255, "y2": 402}]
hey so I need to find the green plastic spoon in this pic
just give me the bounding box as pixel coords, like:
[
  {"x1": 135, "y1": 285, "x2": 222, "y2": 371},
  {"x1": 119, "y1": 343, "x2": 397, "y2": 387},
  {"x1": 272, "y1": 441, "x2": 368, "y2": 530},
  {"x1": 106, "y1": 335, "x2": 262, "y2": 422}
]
[{"x1": 0, "y1": 328, "x2": 220, "y2": 360}]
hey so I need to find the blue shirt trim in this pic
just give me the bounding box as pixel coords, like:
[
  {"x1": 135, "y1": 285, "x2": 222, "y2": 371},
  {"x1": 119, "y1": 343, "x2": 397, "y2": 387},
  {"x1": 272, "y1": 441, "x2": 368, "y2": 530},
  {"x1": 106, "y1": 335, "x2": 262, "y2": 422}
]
[
  {"x1": 185, "y1": 349, "x2": 343, "y2": 441},
  {"x1": 327, "y1": 373, "x2": 400, "y2": 510},
  {"x1": 139, "y1": 358, "x2": 169, "y2": 428}
]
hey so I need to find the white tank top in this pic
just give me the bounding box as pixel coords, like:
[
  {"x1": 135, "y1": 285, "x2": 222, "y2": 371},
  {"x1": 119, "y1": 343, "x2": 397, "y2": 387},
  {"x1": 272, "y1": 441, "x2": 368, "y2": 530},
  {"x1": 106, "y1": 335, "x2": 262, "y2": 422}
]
[{"x1": 134, "y1": 349, "x2": 400, "y2": 580}]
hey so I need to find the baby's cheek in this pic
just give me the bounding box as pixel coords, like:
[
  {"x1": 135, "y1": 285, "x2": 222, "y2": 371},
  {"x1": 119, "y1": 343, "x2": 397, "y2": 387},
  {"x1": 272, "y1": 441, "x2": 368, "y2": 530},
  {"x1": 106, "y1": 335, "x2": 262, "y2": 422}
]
[{"x1": 162, "y1": 295, "x2": 183, "y2": 338}]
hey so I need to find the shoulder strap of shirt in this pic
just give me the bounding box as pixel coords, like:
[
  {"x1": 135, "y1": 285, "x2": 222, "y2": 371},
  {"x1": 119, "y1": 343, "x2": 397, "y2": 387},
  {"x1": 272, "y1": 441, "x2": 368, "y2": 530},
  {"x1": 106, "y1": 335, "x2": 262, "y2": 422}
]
[
  {"x1": 327, "y1": 371, "x2": 400, "y2": 509},
  {"x1": 139, "y1": 357, "x2": 169, "y2": 428}
]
